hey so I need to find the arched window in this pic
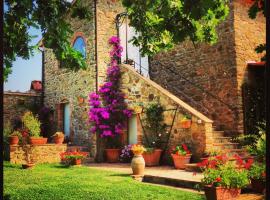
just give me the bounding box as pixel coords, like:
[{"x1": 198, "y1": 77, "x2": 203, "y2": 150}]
[{"x1": 72, "y1": 36, "x2": 86, "y2": 59}]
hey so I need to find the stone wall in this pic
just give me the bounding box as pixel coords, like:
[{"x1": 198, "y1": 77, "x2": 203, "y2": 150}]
[
  {"x1": 10, "y1": 144, "x2": 67, "y2": 164},
  {"x1": 233, "y1": 0, "x2": 266, "y2": 133},
  {"x1": 43, "y1": 0, "x2": 96, "y2": 156},
  {"x1": 149, "y1": 1, "x2": 265, "y2": 135},
  {"x1": 4, "y1": 92, "x2": 42, "y2": 124},
  {"x1": 96, "y1": 0, "x2": 124, "y2": 85},
  {"x1": 120, "y1": 64, "x2": 213, "y2": 161}
]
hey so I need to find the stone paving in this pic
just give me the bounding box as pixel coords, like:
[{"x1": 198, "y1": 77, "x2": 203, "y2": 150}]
[
  {"x1": 87, "y1": 163, "x2": 203, "y2": 182},
  {"x1": 87, "y1": 163, "x2": 265, "y2": 200}
]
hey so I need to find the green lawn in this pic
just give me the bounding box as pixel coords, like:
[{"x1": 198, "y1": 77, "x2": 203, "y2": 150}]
[{"x1": 4, "y1": 162, "x2": 205, "y2": 200}]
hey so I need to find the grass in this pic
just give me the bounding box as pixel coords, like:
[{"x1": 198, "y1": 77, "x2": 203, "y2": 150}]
[{"x1": 4, "y1": 162, "x2": 205, "y2": 200}]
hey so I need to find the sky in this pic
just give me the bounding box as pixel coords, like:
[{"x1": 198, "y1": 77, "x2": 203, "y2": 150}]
[{"x1": 4, "y1": 27, "x2": 42, "y2": 92}]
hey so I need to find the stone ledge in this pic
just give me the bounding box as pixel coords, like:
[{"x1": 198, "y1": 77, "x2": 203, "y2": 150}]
[{"x1": 4, "y1": 91, "x2": 41, "y2": 97}]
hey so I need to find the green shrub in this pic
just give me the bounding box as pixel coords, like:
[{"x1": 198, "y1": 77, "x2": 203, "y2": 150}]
[
  {"x1": 22, "y1": 111, "x2": 41, "y2": 137},
  {"x1": 248, "y1": 162, "x2": 266, "y2": 182}
]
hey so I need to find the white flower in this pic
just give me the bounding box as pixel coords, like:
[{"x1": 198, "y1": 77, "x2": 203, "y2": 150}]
[{"x1": 158, "y1": 134, "x2": 162, "y2": 137}]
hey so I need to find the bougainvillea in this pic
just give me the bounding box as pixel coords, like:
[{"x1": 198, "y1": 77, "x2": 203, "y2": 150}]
[{"x1": 88, "y1": 36, "x2": 132, "y2": 138}]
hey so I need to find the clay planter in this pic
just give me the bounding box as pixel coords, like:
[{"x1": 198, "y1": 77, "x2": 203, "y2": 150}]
[
  {"x1": 42, "y1": 137, "x2": 48, "y2": 144},
  {"x1": 171, "y1": 154, "x2": 191, "y2": 169},
  {"x1": 9, "y1": 136, "x2": 19, "y2": 145},
  {"x1": 29, "y1": 137, "x2": 45, "y2": 145},
  {"x1": 105, "y1": 149, "x2": 120, "y2": 163},
  {"x1": 251, "y1": 179, "x2": 265, "y2": 193},
  {"x1": 131, "y1": 155, "x2": 145, "y2": 175},
  {"x1": 204, "y1": 185, "x2": 241, "y2": 200},
  {"x1": 22, "y1": 163, "x2": 35, "y2": 169},
  {"x1": 72, "y1": 159, "x2": 82, "y2": 165},
  {"x1": 54, "y1": 136, "x2": 64, "y2": 144},
  {"x1": 180, "y1": 120, "x2": 192, "y2": 128},
  {"x1": 143, "y1": 149, "x2": 162, "y2": 166}
]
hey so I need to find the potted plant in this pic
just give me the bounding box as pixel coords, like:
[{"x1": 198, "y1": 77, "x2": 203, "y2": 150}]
[
  {"x1": 22, "y1": 111, "x2": 46, "y2": 145},
  {"x1": 53, "y1": 132, "x2": 65, "y2": 144},
  {"x1": 104, "y1": 136, "x2": 122, "y2": 163},
  {"x1": 131, "y1": 144, "x2": 146, "y2": 176},
  {"x1": 9, "y1": 131, "x2": 21, "y2": 145},
  {"x1": 171, "y1": 144, "x2": 192, "y2": 169},
  {"x1": 60, "y1": 151, "x2": 88, "y2": 166},
  {"x1": 197, "y1": 154, "x2": 250, "y2": 200},
  {"x1": 248, "y1": 162, "x2": 266, "y2": 193},
  {"x1": 142, "y1": 103, "x2": 167, "y2": 166},
  {"x1": 180, "y1": 114, "x2": 192, "y2": 128}
]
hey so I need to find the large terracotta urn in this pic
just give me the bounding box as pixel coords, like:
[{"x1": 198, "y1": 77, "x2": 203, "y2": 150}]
[{"x1": 131, "y1": 155, "x2": 145, "y2": 176}]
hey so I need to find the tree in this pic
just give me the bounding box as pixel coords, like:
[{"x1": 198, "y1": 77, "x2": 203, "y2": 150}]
[
  {"x1": 121, "y1": 0, "x2": 229, "y2": 56},
  {"x1": 3, "y1": 0, "x2": 91, "y2": 81}
]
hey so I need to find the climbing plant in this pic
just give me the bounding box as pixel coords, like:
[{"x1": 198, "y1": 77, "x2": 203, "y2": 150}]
[{"x1": 88, "y1": 36, "x2": 132, "y2": 139}]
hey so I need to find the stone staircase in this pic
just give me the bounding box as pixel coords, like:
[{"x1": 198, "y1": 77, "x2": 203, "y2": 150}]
[{"x1": 185, "y1": 128, "x2": 250, "y2": 172}]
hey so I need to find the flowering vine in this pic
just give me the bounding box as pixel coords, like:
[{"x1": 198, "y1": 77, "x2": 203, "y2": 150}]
[{"x1": 88, "y1": 36, "x2": 132, "y2": 138}]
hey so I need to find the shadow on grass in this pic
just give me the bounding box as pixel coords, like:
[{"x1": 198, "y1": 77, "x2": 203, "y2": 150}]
[
  {"x1": 109, "y1": 173, "x2": 130, "y2": 177},
  {"x1": 52, "y1": 165, "x2": 71, "y2": 169},
  {"x1": 4, "y1": 194, "x2": 11, "y2": 200},
  {"x1": 4, "y1": 164, "x2": 21, "y2": 169}
]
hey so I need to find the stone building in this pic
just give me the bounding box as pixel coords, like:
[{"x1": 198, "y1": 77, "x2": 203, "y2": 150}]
[{"x1": 40, "y1": 0, "x2": 265, "y2": 161}]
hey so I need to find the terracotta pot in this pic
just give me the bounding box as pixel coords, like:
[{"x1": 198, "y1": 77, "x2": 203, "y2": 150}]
[
  {"x1": 143, "y1": 149, "x2": 162, "y2": 166},
  {"x1": 181, "y1": 120, "x2": 192, "y2": 128},
  {"x1": 251, "y1": 179, "x2": 265, "y2": 193},
  {"x1": 29, "y1": 137, "x2": 45, "y2": 145},
  {"x1": 42, "y1": 137, "x2": 48, "y2": 144},
  {"x1": 9, "y1": 136, "x2": 19, "y2": 145},
  {"x1": 72, "y1": 159, "x2": 82, "y2": 165},
  {"x1": 105, "y1": 149, "x2": 120, "y2": 163},
  {"x1": 22, "y1": 163, "x2": 35, "y2": 169},
  {"x1": 204, "y1": 185, "x2": 241, "y2": 200},
  {"x1": 171, "y1": 154, "x2": 191, "y2": 169},
  {"x1": 131, "y1": 155, "x2": 145, "y2": 175},
  {"x1": 54, "y1": 136, "x2": 64, "y2": 144}
]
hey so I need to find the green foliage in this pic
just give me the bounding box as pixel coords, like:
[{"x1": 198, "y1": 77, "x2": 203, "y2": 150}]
[
  {"x1": 247, "y1": 127, "x2": 266, "y2": 160},
  {"x1": 202, "y1": 162, "x2": 249, "y2": 189},
  {"x1": 122, "y1": 0, "x2": 229, "y2": 56},
  {"x1": 10, "y1": 131, "x2": 22, "y2": 137},
  {"x1": 248, "y1": 162, "x2": 266, "y2": 182},
  {"x1": 4, "y1": 0, "x2": 91, "y2": 80},
  {"x1": 4, "y1": 162, "x2": 204, "y2": 200},
  {"x1": 4, "y1": 121, "x2": 13, "y2": 144},
  {"x1": 143, "y1": 103, "x2": 167, "y2": 148},
  {"x1": 22, "y1": 111, "x2": 41, "y2": 137}
]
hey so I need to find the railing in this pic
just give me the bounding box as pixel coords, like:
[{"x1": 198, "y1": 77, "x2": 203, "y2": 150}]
[{"x1": 115, "y1": 12, "x2": 237, "y2": 116}]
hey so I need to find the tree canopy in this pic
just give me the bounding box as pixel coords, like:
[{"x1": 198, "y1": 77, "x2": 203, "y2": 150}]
[
  {"x1": 122, "y1": 0, "x2": 229, "y2": 56},
  {"x1": 3, "y1": 0, "x2": 265, "y2": 81},
  {"x1": 4, "y1": 0, "x2": 91, "y2": 81}
]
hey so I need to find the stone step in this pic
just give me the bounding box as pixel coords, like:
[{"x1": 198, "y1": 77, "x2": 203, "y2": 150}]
[
  {"x1": 213, "y1": 136, "x2": 232, "y2": 143},
  {"x1": 213, "y1": 142, "x2": 240, "y2": 150},
  {"x1": 225, "y1": 149, "x2": 249, "y2": 157},
  {"x1": 184, "y1": 163, "x2": 202, "y2": 172},
  {"x1": 212, "y1": 131, "x2": 225, "y2": 137}
]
